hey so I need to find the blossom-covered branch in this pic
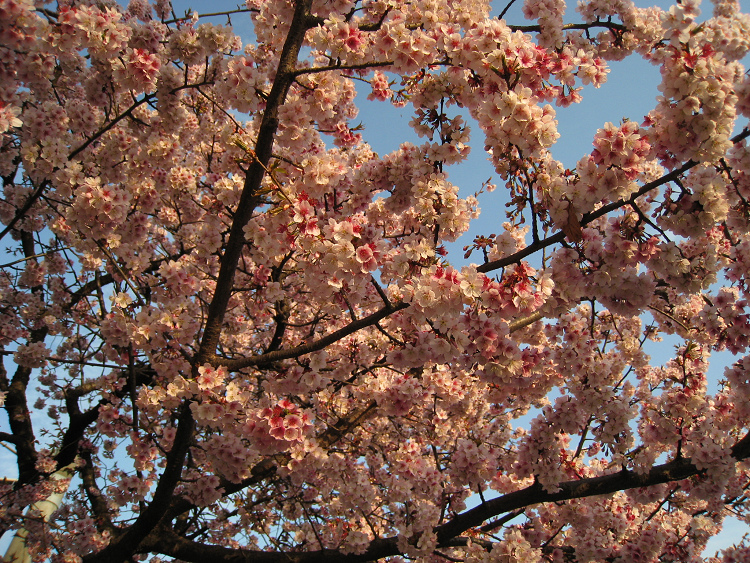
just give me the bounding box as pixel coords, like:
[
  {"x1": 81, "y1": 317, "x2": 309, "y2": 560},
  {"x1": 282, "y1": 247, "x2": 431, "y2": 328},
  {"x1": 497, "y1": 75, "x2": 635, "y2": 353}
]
[{"x1": 3, "y1": 0, "x2": 750, "y2": 561}]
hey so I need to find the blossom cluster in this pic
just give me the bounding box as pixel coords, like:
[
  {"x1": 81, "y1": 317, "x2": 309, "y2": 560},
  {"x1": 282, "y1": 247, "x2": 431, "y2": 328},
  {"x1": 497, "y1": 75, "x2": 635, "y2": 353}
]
[{"x1": 2, "y1": 0, "x2": 750, "y2": 561}]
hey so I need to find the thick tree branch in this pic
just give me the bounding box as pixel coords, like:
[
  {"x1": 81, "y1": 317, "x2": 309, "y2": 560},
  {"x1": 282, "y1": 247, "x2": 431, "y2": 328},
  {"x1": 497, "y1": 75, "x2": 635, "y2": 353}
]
[
  {"x1": 1, "y1": 232, "x2": 49, "y2": 486},
  {"x1": 219, "y1": 302, "x2": 408, "y2": 370},
  {"x1": 142, "y1": 525, "x2": 401, "y2": 563},
  {"x1": 194, "y1": 0, "x2": 316, "y2": 363},
  {"x1": 55, "y1": 397, "x2": 101, "y2": 469},
  {"x1": 292, "y1": 60, "x2": 395, "y2": 77},
  {"x1": 508, "y1": 21, "x2": 628, "y2": 33},
  {"x1": 55, "y1": 365, "x2": 157, "y2": 471}
]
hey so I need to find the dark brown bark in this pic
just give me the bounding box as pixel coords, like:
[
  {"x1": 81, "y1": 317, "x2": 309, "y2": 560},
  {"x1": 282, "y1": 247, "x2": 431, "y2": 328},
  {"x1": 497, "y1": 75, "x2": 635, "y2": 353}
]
[{"x1": 194, "y1": 0, "x2": 317, "y2": 365}]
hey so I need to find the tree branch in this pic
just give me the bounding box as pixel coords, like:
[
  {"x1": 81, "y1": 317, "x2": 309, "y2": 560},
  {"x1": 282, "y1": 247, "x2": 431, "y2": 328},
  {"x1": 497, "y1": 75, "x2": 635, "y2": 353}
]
[
  {"x1": 477, "y1": 127, "x2": 750, "y2": 275},
  {"x1": 292, "y1": 60, "x2": 394, "y2": 77},
  {"x1": 0, "y1": 181, "x2": 48, "y2": 243},
  {"x1": 83, "y1": 3, "x2": 319, "y2": 561},
  {"x1": 508, "y1": 21, "x2": 628, "y2": 33},
  {"x1": 146, "y1": 431, "x2": 750, "y2": 563},
  {"x1": 219, "y1": 302, "x2": 408, "y2": 370},
  {"x1": 193, "y1": 0, "x2": 317, "y2": 365}
]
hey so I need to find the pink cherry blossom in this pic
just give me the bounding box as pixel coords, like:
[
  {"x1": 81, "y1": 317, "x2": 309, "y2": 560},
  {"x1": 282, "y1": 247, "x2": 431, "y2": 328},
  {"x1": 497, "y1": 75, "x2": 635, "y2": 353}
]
[{"x1": 2, "y1": 0, "x2": 750, "y2": 561}]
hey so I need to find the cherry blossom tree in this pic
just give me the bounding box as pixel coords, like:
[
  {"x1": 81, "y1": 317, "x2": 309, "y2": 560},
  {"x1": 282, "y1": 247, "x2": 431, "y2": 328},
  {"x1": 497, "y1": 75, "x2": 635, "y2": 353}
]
[{"x1": 2, "y1": 0, "x2": 750, "y2": 560}]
